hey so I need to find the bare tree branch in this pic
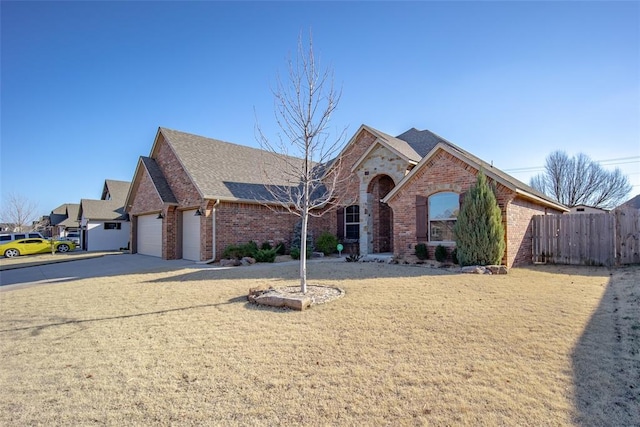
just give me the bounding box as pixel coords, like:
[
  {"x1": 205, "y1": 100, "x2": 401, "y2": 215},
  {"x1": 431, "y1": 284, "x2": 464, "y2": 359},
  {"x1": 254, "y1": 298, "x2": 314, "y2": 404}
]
[
  {"x1": 255, "y1": 32, "x2": 348, "y2": 293},
  {"x1": 0, "y1": 192, "x2": 40, "y2": 232},
  {"x1": 530, "y1": 150, "x2": 632, "y2": 209}
]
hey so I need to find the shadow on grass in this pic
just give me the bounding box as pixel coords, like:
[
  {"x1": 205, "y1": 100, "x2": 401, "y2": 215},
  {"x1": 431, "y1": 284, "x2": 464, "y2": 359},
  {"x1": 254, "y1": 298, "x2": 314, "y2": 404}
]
[
  {"x1": 571, "y1": 265, "x2": 640, "y2": 426},
  {"x1": 0, "y1": 295, "x2": 248, "y2": 335},
  {"x1": 143, "y1": 260, "x2": 457, "y2": 284}
]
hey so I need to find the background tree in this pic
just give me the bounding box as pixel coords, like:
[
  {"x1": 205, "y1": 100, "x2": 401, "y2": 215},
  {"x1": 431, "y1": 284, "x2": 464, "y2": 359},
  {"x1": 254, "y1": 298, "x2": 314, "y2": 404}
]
[
  {"x1": 256, "y1": 34, "x2": 347, "y2": 293},
  {"x1": 0, "y1": 192, "x2": 40, "y2": 232},
  {"x1": 454, "y1": 171, "x2": 506, "y2": 266},
  {"x1": 529, "y1": 151, "x2": 632, "y2": 209}
]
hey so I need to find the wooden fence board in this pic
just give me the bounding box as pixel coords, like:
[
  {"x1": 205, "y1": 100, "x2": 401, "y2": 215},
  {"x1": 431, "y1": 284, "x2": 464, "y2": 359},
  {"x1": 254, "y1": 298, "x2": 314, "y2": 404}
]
[{"x1": 531, "y1": 213, "x2": 617, "y2": 266}]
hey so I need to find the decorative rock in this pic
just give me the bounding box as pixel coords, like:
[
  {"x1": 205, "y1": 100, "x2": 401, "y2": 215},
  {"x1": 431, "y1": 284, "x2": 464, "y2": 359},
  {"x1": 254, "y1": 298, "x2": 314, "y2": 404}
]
[
  {"x1": 220, "y1": 259, "x2": 242, "y2": 267},
  {"x1": 248, "y1": 285, "x2": 274, "y2": 302},
  {"x1": 486, "y1": 265, "x2": 508, "y2": 275},
  {"x1": 253, "y1": 293, "x2": 311, "y2": 311},
  {"x1": 460, "y1": 265, "x2": 508, "y2": 274},
  {"x1": 312, "y1": 252, "x2": 324, "y2": 258},
  {"x1": 461, "y1": 266, "x2": 486, "y2": 274},
  {"x1": 242, "y1": 257, "x2": 256, "y2": 265}
]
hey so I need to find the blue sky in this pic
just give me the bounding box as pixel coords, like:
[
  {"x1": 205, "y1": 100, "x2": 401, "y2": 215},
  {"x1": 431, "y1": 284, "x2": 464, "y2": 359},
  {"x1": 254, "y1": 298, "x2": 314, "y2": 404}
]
[{"x1": 1, "y1": 1, "x2": 639, "y2": 217}]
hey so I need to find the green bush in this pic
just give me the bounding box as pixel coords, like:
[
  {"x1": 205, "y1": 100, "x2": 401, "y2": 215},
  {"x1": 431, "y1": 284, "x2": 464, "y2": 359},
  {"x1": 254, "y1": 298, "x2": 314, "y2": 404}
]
[
  {"x1": 289, "y1": 247, "x2": 311, "y2": 260},
  {"x1": 222, "y1": 241, "x2": 258, "y2": 260},
  {"x1": 453, "y1": 171, "x2": 505, "y2": 266},
  {"x1": 254, "y1": 248, "x2": 277, "y2": 263},
  {"x1": 260, "y1": 241, "x2": 272, "y2": 251},
  {"x1": 415, "y1": 243, "x2": 428, "y2": 260},
  {"x1": 451, "y1": 248, "x2": 459, "y2": 265},
  {"x1": 435, "y1": 245, "x2": 448, "y2": 262},
  {"x1": 315, "y1": 231, "x2": 338, "y2": 255},
  {"x1": 345, "y1": 253, "x2": 362, "y2": 262},
  {"x1": 275, "y1": 242, "x2": 286, "y2": 255}
]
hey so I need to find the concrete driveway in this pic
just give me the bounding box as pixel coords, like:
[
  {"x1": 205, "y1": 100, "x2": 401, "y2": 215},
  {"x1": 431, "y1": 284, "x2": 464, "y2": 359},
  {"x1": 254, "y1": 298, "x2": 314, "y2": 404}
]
[{"x1": 0, "y1": 253, "x2": 201, "y2": 291}]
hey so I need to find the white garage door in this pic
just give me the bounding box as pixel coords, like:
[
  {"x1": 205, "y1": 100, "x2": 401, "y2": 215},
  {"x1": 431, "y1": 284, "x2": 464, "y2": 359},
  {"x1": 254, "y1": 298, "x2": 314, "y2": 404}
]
[
  {"x1": 182, "y1": 209, "x2": 201, "y2": 261},
  {"x1": 137, "y1": 214, "x2": 162, "y2": 257}
]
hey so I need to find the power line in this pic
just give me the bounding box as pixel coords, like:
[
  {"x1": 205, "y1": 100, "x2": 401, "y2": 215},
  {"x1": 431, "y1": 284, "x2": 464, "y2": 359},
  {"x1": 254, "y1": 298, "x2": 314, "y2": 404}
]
[{"x1": 504, "y1": 156, "x2": 640, "y2": 173}]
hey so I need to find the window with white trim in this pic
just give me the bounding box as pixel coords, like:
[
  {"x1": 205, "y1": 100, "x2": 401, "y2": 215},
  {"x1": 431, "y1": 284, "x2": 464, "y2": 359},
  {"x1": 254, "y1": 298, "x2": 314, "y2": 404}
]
[
  {"x1": 345, "y1": 205, "x2": 360, "y2": 240},
  {"x1": 428, "y1": 192, "x2": 459, "y2": 242},
  {"x1": 104, "y1": 222, "x2": 121, "y2": 230}
]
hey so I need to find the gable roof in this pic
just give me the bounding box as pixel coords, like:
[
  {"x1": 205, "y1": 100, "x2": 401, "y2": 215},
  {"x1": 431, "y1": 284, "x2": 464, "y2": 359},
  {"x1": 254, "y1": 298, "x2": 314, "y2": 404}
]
[
  {"x1": 382, "y1": 133, "x2": 568, "y2": 211},
  {"x1": 80, "y1": 199, "x2": 128, "y2": 221},
  {"x1": 617, "y1": 194, "x2": 640, "y2": 210},
  {"x1": 81, "y1": 180, "x2": 131, "y2": 221},
  {"x1": 153, "y1": 127, "x2": 307, "y2": 203},
  {"x1": 50, "y1": 203, "x2": 80, "y2": 227},
  {"x1": 102, "y1": 179, "x2": 131, "y2": 202}
]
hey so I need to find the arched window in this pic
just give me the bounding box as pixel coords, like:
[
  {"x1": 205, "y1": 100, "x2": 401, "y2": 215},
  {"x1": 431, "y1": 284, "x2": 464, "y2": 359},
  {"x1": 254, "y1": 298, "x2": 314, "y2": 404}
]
[
  {"x1": 428, "y1": 192, "x2": 459, "y2": 242},
  {"x1": 345, "y1": 205, "x2": 360, "y2": 240}
]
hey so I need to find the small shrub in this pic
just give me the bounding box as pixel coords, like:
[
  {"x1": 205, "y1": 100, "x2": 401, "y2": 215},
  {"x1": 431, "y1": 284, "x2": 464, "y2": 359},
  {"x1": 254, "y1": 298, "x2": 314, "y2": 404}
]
[
  {"x1": 222, "y1": 241, "x2": 259, "y2": 260},
  {"x1": 345, "y1": 253, "x2": 362, "y2": 262},
  {"x1": 222, "y1": 244, "x2": 243, "y2": 260},
  {"x1": 451, "y1": 247, "x2": 459, "y2": 265},
  {"x1": 415, "y1": 243, "x2": 428, "y2": 260},
  {"x1": 254, "y1": 248, "x2": 277, "y2": 263},
  {"x1": 275, "y1": 242, "x2": 286, "y2": 255},
  {"x1": 435, "y1": 245, "x2": 448, "y2": 262},
  {"x1": 289, "y1": 248, "x2": 311, "y2": 260},
  {"x1": 315, "y1": 231, "x2": 339, "y2": 255},
  {"x1": 260, "y1": 241, "x2": 272, "y2": 251}
]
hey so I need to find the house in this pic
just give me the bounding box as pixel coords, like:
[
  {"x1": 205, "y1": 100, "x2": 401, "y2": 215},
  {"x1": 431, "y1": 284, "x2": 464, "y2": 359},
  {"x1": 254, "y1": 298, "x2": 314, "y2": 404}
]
[
  {"x1": 50, "y1": 203, "x2": 80, "y2": 237},
  {"x1": 568, "y1": 204, "x2": 608, "y2": 214},
  {"x1": 616, "y1": 194, "x2": 640, "y2": 210},
  {"x1": 126, "y1": 125, "x2": 567, "y2": 267},
  {"x1": 79, "y1": 179, "x2": 131, "y2": 251}
]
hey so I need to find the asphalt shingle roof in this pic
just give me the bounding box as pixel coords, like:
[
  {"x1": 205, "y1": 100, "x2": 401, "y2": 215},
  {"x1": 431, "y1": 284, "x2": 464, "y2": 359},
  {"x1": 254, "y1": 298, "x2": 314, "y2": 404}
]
[
  {"x1": 392, "y1": 127, "x2": 562, "y2": 207},
  {"x1": 102, "y1": 179, "x2": 131, "y2": 203},
  {"x1": 80, "y1": 199, "x2": 127, "y2": 221},
  {"x1": 141, "y1": 157, "x2": 178, "y2": 204},
  {"x1": 159, "y1": 127, "x2": 305, "y2": 202}
]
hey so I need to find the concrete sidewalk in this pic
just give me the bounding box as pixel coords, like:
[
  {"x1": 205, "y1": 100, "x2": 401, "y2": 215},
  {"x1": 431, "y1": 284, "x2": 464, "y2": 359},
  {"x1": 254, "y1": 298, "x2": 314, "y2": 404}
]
[{"x1": 0, "y1": 250, "x2": 125, "y2": 271}]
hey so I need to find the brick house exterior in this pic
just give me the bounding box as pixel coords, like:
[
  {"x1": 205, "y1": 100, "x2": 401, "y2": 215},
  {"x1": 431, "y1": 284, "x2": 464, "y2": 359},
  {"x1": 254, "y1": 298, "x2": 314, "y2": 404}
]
[{"x1": 125, "y1": 125, "x2": 567, "y2": 266}]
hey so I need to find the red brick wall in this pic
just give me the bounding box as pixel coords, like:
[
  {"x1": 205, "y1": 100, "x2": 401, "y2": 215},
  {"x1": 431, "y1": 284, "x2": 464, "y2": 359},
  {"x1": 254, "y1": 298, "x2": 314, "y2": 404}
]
[
  {"x1": 128, "y1": 168, "x2": 163, "y2": 256},
  {"x1": 386, "y1": 149, "x2": 516, "y2": 265},
  {"x1": 155, "y1": 135, "x2": 201, "y2": 206},
  {"x1": 212, "y1": 202, "x2": 335, "y2": 259},
  {"x1": 506, "y1": 197, "x2": 563, "y2": 266}
]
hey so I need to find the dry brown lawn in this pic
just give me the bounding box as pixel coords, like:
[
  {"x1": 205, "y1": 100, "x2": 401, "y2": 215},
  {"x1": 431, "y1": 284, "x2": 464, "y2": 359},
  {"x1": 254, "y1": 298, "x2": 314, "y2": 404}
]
[{"x1": 1, "y1": 260, "x2": 638, "y2": 426}]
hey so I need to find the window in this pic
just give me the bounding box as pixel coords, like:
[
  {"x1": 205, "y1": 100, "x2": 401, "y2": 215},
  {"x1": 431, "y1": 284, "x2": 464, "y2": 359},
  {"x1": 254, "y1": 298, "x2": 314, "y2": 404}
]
[
  {"x1": 428, "y1": 192, "x2": 459, "y2": 242},
  {"x1": 345, "y1": 205, "x2": 360, "y2": 240},
  {"x1": 104, "y1": 222, "x2": 121, "y2": 230},
  {"x1": 0, "y1": 235, "x2": 10, "y2": 241}
]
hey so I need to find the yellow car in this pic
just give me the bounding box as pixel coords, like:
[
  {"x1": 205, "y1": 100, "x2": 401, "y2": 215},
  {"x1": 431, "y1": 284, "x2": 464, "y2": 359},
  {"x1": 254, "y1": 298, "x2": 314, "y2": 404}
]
[{"x1": 0, "y1": 238, "x2": 76, "y2": 258}]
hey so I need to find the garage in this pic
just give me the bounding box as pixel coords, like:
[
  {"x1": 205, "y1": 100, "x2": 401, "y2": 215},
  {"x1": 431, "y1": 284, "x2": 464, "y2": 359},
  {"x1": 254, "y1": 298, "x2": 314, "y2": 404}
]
[
  {"x1": 182, "y1": 209, "x2": 201, "y2": 261},
  {"x1": 137, "y1": 214, "x2": 162, "y2": 257}
]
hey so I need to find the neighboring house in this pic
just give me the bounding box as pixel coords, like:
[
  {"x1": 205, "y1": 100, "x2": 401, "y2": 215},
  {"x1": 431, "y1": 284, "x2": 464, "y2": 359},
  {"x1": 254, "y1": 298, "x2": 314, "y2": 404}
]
[
  {"x1": 126, "y1": 126, "x2": 567, "y2": 267},
  {"x1": 79, "y1": 179, "x2": 131, "y2": 251},
  {"x1": 50, "y1": 203, "x2": 80, "y2": 236},
  {"x1": 568, "y1": 205, "x2": 608, "y2": 214},
  {"x1": 616, "y1": 194, "x2": 640, "y2": 210}
]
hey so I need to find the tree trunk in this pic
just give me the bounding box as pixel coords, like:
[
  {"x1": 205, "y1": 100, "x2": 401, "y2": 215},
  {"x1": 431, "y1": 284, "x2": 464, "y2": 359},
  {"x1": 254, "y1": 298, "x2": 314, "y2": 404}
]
[{"x1": 300, "y1": 212, "x2": 308, "y2": 294}]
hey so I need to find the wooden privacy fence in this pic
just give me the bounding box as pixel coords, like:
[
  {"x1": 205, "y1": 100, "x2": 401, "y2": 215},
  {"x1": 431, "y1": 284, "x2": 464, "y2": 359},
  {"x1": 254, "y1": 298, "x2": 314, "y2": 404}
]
[{"x1": 531, "y1": 208, "x2": 640, "y2": 266}]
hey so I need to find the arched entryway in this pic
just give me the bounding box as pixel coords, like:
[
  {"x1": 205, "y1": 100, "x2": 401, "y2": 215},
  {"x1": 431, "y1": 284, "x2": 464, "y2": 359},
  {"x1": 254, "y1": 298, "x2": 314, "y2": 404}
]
[{"x1": 367, "y1": 174, "x2": 394, "y2": 253}]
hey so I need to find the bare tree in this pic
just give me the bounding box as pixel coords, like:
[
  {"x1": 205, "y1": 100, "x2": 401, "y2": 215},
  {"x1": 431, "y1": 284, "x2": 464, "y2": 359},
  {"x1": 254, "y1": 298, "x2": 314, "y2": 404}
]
[
  {"x1": 530, "y1": 151, "x2": 632, "y2": 209},
  {"x1": 0, "y1": 192, "x2": 40, "y2": 232},
  {"x1": 256, "y1": 34, "x2": 347, "y2": 293}
]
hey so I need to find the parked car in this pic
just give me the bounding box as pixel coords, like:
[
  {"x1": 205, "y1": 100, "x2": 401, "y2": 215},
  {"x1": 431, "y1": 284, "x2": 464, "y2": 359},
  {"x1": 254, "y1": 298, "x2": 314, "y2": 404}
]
[
  {"x1": 0, "y1": 232, "x2": 45, "y2": 242},
  {"x1": 0, "y1": 238, "x2": 76, "y2": 258},
  {"x1": 61, "y1": 232, "x2": 80, "y2": 246}
]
